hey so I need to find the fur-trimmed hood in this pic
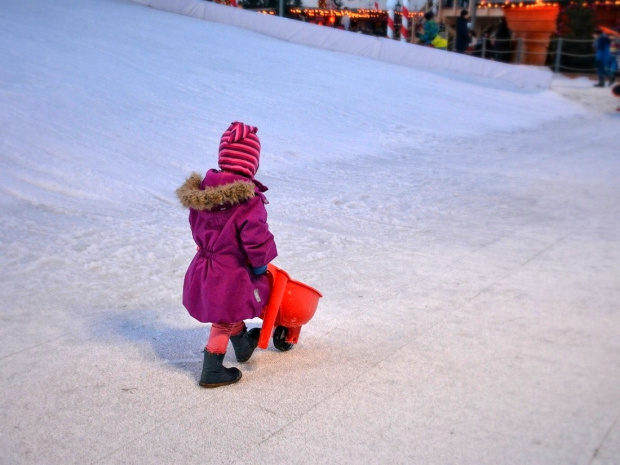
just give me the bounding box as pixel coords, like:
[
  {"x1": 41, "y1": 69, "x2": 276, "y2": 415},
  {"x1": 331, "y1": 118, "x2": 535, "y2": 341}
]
[{"x1": 176, "y1": 172, "x2": 257, "y2": 211}]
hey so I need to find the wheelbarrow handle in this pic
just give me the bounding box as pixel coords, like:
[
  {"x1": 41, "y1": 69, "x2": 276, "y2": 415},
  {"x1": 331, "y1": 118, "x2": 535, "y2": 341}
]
[{"x1": 257, "y1": 264, "x2": 289, "y2": 349}]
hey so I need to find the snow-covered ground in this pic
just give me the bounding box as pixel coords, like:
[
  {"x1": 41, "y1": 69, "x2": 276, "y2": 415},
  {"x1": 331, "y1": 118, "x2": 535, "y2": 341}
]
[{"x1": 1, "y1": 0, "x2": 619, "y2": 463}]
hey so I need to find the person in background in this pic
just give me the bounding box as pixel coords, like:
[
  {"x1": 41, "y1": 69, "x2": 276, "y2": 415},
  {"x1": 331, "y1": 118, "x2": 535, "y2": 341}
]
[
  {"x1": 473, "y1": 29, "x2": 494, "y2": 59},
  {"x1": 593, "y1": 28, "x2": 611, "y2": 87},
  {"x1": 176, "y1": 122, "x2": 278, "y2": 388},
  {"x1": 612, "y1": 81, "x2": 620, "y2": 111},
  {"x1": 455, "y1": 9, "x2": 470, "y2": 54},
  {"x1": 494, "y1": 17, "x2": 512, "y2": 63},
  {"x1": 469, "y1": 30, "x2": 477, "y2": 52},
  {"x1": 418, "y1": 11, "x2": 439, "y2": 46},
  {"x1": 341, "y1": 8, "x2": 351, "y2": 31}
]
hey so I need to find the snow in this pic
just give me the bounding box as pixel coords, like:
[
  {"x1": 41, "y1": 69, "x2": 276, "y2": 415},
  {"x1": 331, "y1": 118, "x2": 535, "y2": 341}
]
[
  {"x1": 1, "y1": 0, "x2": 619, "y2": 463},
  {"x1": 135, "y1": 0, "x2": 554, "y2": 90}
]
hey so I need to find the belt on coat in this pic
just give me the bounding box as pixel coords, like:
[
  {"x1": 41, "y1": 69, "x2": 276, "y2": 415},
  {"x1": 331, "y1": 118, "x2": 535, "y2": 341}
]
[{"x1": 196, "y1": 246, "x2": 214, "y2": 260}]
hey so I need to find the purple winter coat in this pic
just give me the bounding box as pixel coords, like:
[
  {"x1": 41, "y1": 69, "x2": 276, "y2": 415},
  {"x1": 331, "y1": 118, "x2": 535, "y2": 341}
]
[{"x1": 176, "y1": 169, "x2": 278, "y2": 324}]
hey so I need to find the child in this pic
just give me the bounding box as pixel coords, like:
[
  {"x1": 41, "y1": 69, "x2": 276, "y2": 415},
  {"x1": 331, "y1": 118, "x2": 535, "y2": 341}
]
[
  {"x1": 418, "y1": 11, "x2": 439, "y2": 46},
  {"x1": 176, "y1": 122, "x2": 278, "y2": 388}
]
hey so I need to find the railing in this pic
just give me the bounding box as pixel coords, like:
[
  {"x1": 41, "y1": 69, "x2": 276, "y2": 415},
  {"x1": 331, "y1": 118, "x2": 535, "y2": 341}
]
[
  {"x1": 549, "y1": 37, "x2": 599, "y2": 73},
  {"x1": 265, "y1": 5, "x2": 610, "y2": 74},
  {"x1": 448, "y1": 35, "x2": 601, "y2": 73}
]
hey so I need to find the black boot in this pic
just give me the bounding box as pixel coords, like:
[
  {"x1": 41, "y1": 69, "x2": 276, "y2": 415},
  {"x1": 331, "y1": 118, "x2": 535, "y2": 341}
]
[
  {"x1": 230, "y1": 326, "x2": 261, "y2": 363},
  {"x1": 594, "y1": 78, "x2": 605, "y2": 87},
  {"x1": 199, "y1": 350, "x2": 241, "y2": 388}
]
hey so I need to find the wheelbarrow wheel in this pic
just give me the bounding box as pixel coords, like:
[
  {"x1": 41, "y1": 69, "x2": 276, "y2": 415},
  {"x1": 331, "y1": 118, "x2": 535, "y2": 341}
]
[{"x1": 273, "y1": 326, "x2": 294, "y2": 352}]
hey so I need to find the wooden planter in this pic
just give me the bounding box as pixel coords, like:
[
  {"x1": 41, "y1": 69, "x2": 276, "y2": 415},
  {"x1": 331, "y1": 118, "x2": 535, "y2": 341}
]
[{"x1": 503, "y1": 5, "x2": 559, "y2": 66}]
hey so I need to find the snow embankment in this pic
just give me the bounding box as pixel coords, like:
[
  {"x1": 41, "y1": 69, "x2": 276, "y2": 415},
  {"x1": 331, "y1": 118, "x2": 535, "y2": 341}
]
[{"x1": 131, "y1": 0, "x2": 553, "y2": 90}]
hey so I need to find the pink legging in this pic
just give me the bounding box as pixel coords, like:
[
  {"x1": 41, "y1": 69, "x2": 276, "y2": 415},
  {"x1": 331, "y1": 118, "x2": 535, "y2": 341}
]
[{"x1": 206, "y1": 321, "x2": 245, "y2": 354}]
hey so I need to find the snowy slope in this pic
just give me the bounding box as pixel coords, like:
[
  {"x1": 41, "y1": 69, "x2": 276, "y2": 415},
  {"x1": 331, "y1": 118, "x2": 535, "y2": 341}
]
[
  {"x1": 0, "y1": 0, "x2": 587, "y2": 318},
  {"x1": 1, "y1": 0, "x2": 619, "y2": 464},
  {"x1": 133, "y1": 0, "x2": 553, "y2": 89}
]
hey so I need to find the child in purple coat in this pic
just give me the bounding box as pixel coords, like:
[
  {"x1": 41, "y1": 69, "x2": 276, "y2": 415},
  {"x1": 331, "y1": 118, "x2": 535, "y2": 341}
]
[{"x1": 176, "y1": 122, "x2": 278, "y2": 388}]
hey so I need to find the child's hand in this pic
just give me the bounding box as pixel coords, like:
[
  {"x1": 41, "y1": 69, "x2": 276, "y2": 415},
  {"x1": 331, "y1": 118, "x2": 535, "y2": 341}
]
[{"x1": 251, "y1": 265, "x2": 268, "y2": 275}]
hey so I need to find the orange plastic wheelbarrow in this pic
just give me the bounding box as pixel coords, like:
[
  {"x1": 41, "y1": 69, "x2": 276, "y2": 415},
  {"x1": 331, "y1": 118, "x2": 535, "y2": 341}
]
[{"x1": 257, "y1": 264, "x2": 322, "y2": 351}]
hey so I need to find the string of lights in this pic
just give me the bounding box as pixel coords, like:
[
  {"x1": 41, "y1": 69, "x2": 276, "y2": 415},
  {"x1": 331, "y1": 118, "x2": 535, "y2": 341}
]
[
  {"x1": 476, "y1": 0, "x2": 619, "y2": 8},
  {"x1": 273, "y1": 8, "x2": 425, "y2": 19},
  {"x1": 252, "y1": 0, "x2": 620, "y2": 11}
]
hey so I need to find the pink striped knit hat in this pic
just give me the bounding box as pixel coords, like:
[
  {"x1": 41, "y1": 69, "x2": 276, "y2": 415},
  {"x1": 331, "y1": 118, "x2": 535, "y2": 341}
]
[{"x1": 218, "y1": 122, "x2": 261, "y2": 178}]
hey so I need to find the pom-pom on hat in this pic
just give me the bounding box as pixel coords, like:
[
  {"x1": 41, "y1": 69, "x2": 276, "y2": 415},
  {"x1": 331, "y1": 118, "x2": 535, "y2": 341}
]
[{"x1": 218, "y1": 121, "x2": 261, "y2": 178}]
